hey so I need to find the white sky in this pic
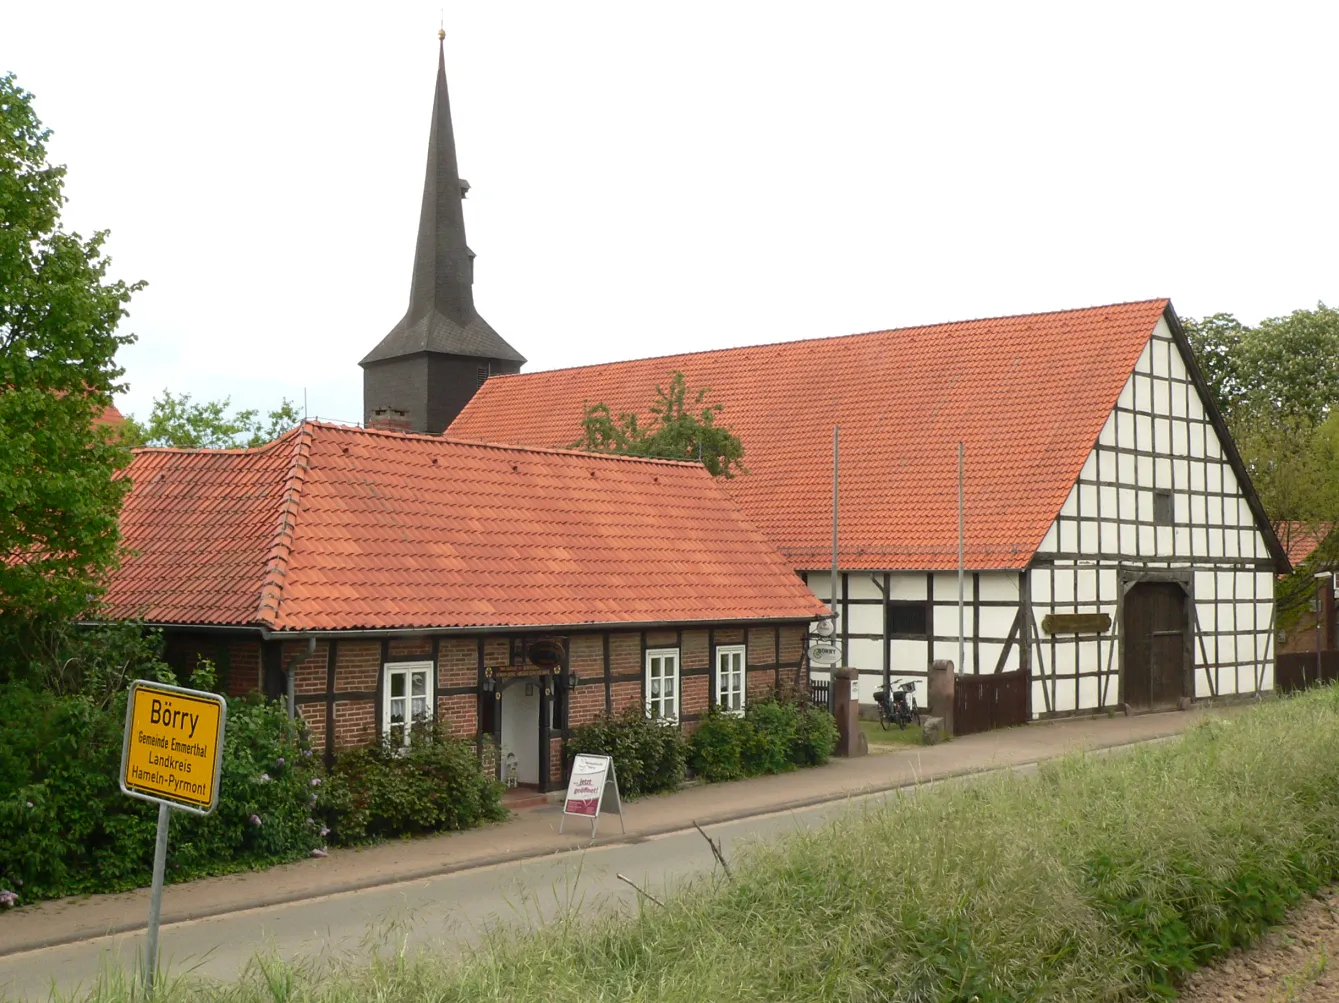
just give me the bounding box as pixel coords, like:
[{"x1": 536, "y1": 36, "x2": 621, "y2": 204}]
[{"x1": 7, "y1": 1, "x2": 1338, "y2": 425}]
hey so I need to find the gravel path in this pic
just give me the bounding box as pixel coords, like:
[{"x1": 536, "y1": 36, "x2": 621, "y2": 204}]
[{"x1": 1179, "y1": 890, "x2": 1339, "y2": 1002}]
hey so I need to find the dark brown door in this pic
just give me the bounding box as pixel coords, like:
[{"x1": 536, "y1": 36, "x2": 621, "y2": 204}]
[{"x1": 1123, "y1": 582, "x2": 1187, "y2": 711}]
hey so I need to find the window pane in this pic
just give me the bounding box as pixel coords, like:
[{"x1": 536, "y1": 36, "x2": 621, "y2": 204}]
[
  {"x1": 412, "y1": 697, "x2": 427, "y2": 721},
  {"x1": 411, "y1": 672, "x2": 427, "y2": 696},
  {"x1": 390, "y1": 697, "x2": 405, "y2": 724},
  {"x1": 664, "y1": 677, "x2": 675, "y2": 697},
  {"x1": 390, "y1": 673, "x2": 405, "y2": 698},
  {"x1": 651, "y1": 679, "x2": 661, "y2": 698}
]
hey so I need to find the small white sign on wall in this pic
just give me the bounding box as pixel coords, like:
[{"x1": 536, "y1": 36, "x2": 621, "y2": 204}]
[{"x1": 559, "y1": 753, "x2": 625, "y2": 838}]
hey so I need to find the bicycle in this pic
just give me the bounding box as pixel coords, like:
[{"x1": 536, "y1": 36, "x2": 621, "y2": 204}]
[{"x1": 873, "y1": 679, "x2": 921, "y2": 730}]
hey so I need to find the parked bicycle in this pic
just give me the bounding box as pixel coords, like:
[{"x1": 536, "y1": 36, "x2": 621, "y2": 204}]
[{"x1": 873, "y1": 679, "x2": 921, "y2": 730}]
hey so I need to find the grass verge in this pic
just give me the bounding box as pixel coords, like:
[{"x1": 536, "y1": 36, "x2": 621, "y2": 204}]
[{"x1": 55, "y1": 687, "x2": 1339, "y2": 1002}]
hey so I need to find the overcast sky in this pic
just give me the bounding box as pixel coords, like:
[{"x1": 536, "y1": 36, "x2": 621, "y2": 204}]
[{"x1": 8, "y1": 2, "x2": 1338, "y2": 424}]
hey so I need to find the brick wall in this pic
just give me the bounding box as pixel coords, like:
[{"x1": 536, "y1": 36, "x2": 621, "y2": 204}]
[
  {"x1": 333, "y1": 698, "x2": 376, "y2": 748},
  {"x1": 388, "y1": 636, "x2": 433, "y2": 659},
  {"x1": 226, "y1": 639, "x2": 262, "y2": 696},
  {"x1": 438, "y1": 637, "x2": 476, "y2": 691},
  {"x1": 549, "y1": 736, "x2": 564, "y2": 785}
]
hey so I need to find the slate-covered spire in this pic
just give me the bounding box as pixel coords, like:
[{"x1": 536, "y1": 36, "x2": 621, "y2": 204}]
[{"x1": 360, "y1": 33, "x2": 524, "y2": 368}]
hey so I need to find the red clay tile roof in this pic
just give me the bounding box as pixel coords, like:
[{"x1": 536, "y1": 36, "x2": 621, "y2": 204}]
[
  {"x1": 450, "y1": 300, "x2": 1176, "y2": 571},
  {"x1": 106, "y1": 422, "x2": 826, "y2": 631},
  {"x1": 1279, "y1": 522, "x2": 1333, "y2": 568}
]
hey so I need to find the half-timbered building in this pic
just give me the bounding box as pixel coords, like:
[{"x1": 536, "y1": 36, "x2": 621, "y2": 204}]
[
  {"x1": 104, "y1": 422, "x2": 825, "y2": 790},
  {"x1": 447, "y1": 300, "x2": 1291, "y2": 719}
]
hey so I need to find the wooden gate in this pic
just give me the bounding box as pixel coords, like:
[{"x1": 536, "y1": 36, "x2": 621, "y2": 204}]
[
  {"x1": 1123, "y1": 582, "x2": 1189, "y2": 711},
  {"x1": 954, "y1": 670, "x2": 1029, "y2": 736},
  {"x1": 1276, "y1": 651, "x2": 1339, "y2": 694}
]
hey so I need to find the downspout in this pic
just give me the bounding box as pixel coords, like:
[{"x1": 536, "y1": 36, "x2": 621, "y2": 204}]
[{"x1": 283, "y1": 636, "x2": 316, "y2": 720}]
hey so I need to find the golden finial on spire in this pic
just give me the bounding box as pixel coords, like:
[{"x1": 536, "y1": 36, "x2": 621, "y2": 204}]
[{"x1": 438, "y1": 28, "x2": 445, "y2": 41}]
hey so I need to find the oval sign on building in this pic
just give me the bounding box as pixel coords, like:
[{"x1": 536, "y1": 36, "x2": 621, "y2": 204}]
[{"x1": 809, "y1": 642, "x2": 840, "y2": 666}]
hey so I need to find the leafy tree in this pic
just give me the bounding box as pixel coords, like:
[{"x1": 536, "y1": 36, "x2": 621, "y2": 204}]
[
  {"x1": 0, "y1": 73, "x2": 141, "y2": 637},
  {"x1": 571, "y1": 371, "x2": 746, "y2": 477},
  {"x1": 123, "y1": 391, "x2": 302, "y2": 448}
]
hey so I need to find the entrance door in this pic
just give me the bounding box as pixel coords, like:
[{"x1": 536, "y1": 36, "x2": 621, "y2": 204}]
[
  {"x1": 1123, "y1": 582, "x2": 1187, "y2": 711},
  {"x1": 500, "y1": 683, "x2": 540, "y2": 785}
]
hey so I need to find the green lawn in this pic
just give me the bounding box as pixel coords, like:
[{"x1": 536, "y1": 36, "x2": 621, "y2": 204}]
[{"x1": 858, "y1": 717, "x2": 925, "y2": 747}]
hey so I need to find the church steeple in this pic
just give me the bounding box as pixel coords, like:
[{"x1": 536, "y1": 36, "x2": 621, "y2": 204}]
[{"x1": 361, "y1": 33, "x2": 525, "y2": 434}]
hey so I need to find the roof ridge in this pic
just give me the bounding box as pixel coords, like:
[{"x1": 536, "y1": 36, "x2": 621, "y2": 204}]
[
  {"x1": 130, "y1": 424, "x2": 309, "y2": 457},
  {"x1": 253, "y1": 424, "x2": 315, "y2": 627},
  {"x1": 307, "y1": 418, "x2": 715, "y2": 470},
  {"x1": 474, "y1": 298, "x2": 1171, "y2": 385}
]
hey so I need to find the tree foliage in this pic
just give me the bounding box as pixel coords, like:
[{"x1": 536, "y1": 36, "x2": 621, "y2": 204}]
[
  {"x1": 570, "y1": 371, "x2": 746, "y2": 477},
  {"x1": 0, "y1": 73, "x2": 141, "y2": 633},
  {"x1": 122, "y1": 390, "x2": 302, "y2": 449},
  {"x1": 1184, "y1": 304, "x2": 1339, "y2": 529}
]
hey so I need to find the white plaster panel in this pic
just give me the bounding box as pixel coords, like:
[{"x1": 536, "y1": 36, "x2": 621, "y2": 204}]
[
  {"x1": 1136, "y1": 453, "x2": 1155, "y2": 486},
  {"x1": 1171, "y1": 378, "x2": 1189, "y2": 417},
  {"x1": 807, "y1": 572, "x2": 832, "y2": 602},
  {"x1": 1076, "y1": 568, "x2": 1099, "y2": 603},
  {"x1": 1031, "y1": 572, "x2": 1052, "y2": 604},
  {"x1": 1078, "y1": 674, "x2": 1100, "y2": 710},
  {"x1": 1153, "y1": 378, "x2": 1170, "y2": 416},
  {"x1": 1032, "y1": 680, "x2": 1048, "y2": 715},
  {"x1": 1136, "y1": 374, "x2": 1153, "y2": 405},
  {"x1": 1118, "y1": 450, "x2": 1135, "y2": 484},
  {"x1": 1079, "y1": 520, "x2": 1098, "y2": 553},
  {"x1": 1038, "y1": 522, "x2": 1059, "y2": 554},
  {"x1": 1216, "y1": 571, "x2": 1237, "y2": 599},
  {"x1": 1077, "y1": 638, "x2": 1101, "y2": 674},
  {"x1": 1174, "y1": 527, "x2": 1191, "y2": 554},
  {"x1": 1194, "y1": 570, "x2": 1218, "y2": 601},
  {"x1": 1136, "y1": 413, "x2": 1153, "y2": 449},
  {"x1": 846, "y1": 574, "x2": 884, "y2": 600},
  {"x1": 1101, "y1": 520, "x2": 1119, "y2": 554},
  {"x1": 1155, "y1": 456, "x2": 1172, "y2": 488},
  {"x1": 1259, "y1": 662, "x2": 1274, "y2": 693},
  {"x1": 1117, "y1": 410, "x2": 1135, "y2": 445},
  {"x1": 1051, "y1": 569, "x2": 1075, "y2": 605},
  {"x1": 1079, "y1": 484, "x2": 1098, "y2": 519},
  {"x1": 846, "y1": 637, "x2": 882, "y2": 672},
  {"x1": 1117, "y1": 378, "x2": 1134, "y2": 411},
  {"x1": 1060, "y1": 485, "x2": 1079, "y2": 518},
  {"x1": 934, "y1": 603, "x2": 970, "y2": 639},
  {"x1": 978, "y1": 572, "x2": 1019, "y2": 602},
  {"x1": 1139, "y1": 525, "x2": 1155, "y2": 554},
  {"x1": 886, "y1": 573, "x2": 927, "y2": 601},
  {"x1": 847, "y1": 604, "x2": 883, "y2": 635},
  {"x1": 1098, "y1": 448, "x2": 1116, "y2": 482},
  {"x1": 1050, "y1": 679, "x2": 1076, "y2": 713},
  {"x1": 890, "y1": 638, "x2": 927, "y2": 670},
  {"x1": 1195, "y1": 667, "x2": 1215, "y2": 699},
  {"x1": 1120, "y1": 522, "x2": 1137, "y2": 554},
  {"x1": 977, "y1": 642, "x2": 1004, "y2": 673},
  {"x1": 980, "y1": 606, "x2": 1017, "y2": 638}
]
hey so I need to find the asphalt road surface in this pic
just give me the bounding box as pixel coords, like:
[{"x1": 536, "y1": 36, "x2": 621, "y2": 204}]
[{"x1": 0, "y1": 763, "x2": 1041, "y2": 1001}]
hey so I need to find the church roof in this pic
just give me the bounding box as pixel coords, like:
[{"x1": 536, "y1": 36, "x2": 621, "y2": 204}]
[
  {"x1": 104, "y1": 422, "x2": 825, "y2": 631},
  {"x1": 450, "y1": 299, "x2": 1288, "y2": 572},
  {"x1": 361, "y1": 38, "x2": 524, "y2": 367}
]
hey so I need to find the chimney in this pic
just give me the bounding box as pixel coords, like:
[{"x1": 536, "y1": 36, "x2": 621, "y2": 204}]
[{"x1": 367, "y1": 407, "x2": 414, "y2": 434}]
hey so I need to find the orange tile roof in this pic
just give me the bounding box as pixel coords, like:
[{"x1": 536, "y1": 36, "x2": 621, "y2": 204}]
[
  {"x1": 450, "y1": 300, "x2": 1178, "y2": 571},
  {"x1": 1279, "y1": 522, "x2": 1332, "y2": 568},
  {"x1": 106, "y1": 422, "x2": 826, "y2": 631}
]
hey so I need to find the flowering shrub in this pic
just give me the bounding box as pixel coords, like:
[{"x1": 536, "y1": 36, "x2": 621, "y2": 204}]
[{"x1": 0, "y1": 667, "x2": 326, "y2": 905}]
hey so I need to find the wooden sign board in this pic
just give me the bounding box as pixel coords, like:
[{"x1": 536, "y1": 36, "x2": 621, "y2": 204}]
[
  {"x1": 1041, "y1": 613, "x2": 1112, "y2": 635},
  {"x1": 809, "y1": 642, "x2": 840, "y2": 666},
  {"x1": 120, "y1": 680, "x2": 227, "y2": 816},
  {"x1": 559, "y1": 753, "x2": 625, "y2": 838}
]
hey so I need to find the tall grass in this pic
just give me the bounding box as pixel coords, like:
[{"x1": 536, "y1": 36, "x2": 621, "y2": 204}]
[{"x1": 57, "y1": 687, "x2": 1339, "y2": 1002}]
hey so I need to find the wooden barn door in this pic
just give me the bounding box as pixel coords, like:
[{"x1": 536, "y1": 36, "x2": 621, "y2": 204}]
[{"x1": 1123, "y1": 582, "x2": 1187, "y2": 711}]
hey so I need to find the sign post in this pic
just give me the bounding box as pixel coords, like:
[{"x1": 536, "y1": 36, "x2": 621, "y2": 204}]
[
  {"x1": 559, "y1": 753, "x2": 624, "y2": 838},
  {"x1": 119, "y1": 680, "x2": 227, "y2": 993}
]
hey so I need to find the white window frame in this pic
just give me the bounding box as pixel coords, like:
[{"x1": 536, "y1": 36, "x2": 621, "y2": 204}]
[
  {"x1": 383, "y1": 660, "x2": 434, "y2": 745},
  {"x1": 715, "y1": 644, "x2": 746, "y2": 715},
  {"x1": 645, "y1": 648, "x2": 680, "y2": 722}
]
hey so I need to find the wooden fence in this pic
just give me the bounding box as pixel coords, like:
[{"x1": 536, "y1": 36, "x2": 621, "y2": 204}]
[
  {"x1": 1275, "y1": 651, "x2": 1339, "y2": 694},
  {"x1": 808, "y1": 678, "x2": 833, "y2": 713},
  {"x1": 954, "y1": 670, "x2": 1030, "y2": 737}
]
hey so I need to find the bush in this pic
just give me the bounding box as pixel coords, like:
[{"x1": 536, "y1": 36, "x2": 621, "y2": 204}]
[
  {"x1": 321, "y1": 724, "x2": 506, "y2": 845},
  {"x1": 566, "y1": 708, "x2": 687, "y2": 798},
  {"x1": 688, "y1": 699, "x2": 839, "y2": 782},
  {"x1": 0, "y1": 672, "x2": 324, "y2": 906}
]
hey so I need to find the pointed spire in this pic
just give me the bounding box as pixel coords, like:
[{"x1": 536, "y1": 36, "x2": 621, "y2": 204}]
[{"x1": 361, "y1": 34, "x2": 524, "y2": 367}]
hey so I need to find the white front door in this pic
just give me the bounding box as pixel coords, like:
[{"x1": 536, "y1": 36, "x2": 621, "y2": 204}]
[{"x1": 500, "y1": 683, "x2": 540, "y2": 785}]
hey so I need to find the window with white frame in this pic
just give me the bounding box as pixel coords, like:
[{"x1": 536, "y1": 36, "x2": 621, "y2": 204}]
[
  {"x1": 383, "y1": 661, "x2": 433, "y2": 745},
  {"x1": 715, "y1": 644, "x2": 746, "y2": 714},
  {"x1": 645, "y1": 648, "x2": 679, "y2": 721}
]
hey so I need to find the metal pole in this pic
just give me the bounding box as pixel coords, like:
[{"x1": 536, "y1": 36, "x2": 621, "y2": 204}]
[
  {"x1": 958, "y1": 442, "x2": 965, "y2": 676},
  {"x1": 831, "y1": 426, "x2": 839, "y2": 652},
  {"x1": 144, "y1": 802, "x2": 171, "y2": 994}
]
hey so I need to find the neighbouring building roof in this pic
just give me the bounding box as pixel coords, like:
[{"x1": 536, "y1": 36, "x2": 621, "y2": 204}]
[
  {"x1": 449, "y1": 299, "x2": 1285, "y2": 571},
  {"x1": 105, "y1": 421, "x2": 826, "y2": 631},
  {"x1": 1279, "y1": 521, "x2": 1333, "y2": 568}
]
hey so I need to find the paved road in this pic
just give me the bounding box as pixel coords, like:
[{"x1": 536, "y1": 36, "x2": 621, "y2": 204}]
[{"x1": 0, "y1": 762, "x2": 1044, "y2": 1001}]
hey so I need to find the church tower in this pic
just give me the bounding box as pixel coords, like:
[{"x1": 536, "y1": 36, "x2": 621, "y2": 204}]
[{"x1": 360, "y1": 32, "x2": 525, "y2": 434}]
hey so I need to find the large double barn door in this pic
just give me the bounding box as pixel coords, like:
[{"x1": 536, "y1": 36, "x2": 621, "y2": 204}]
[{"x1": 1122, "y1": 582, "x2": 1189, "y2": 711}]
